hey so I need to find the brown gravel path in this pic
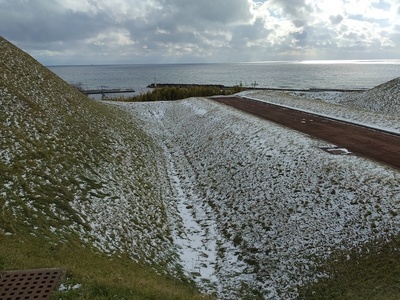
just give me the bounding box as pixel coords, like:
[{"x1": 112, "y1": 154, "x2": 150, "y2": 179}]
[{"x1": 211, "y1": 96, "x2": 400, "y2": 170}]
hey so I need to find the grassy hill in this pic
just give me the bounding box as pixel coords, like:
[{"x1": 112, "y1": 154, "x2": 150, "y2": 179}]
[
  {"x1": 0, "y1": 36, "x2": 208, "y2": 299},
  {"x1": 1, "y1": 35, "x2": 399, "y2": 299},
  {"x1": 341, "y1": 77, "x2": 400, "y2": 117}
]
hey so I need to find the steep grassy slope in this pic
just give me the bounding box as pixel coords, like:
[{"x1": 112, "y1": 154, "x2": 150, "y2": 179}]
[{"x1": 0, "y1": 37, "x2": 207, "y2": 299}]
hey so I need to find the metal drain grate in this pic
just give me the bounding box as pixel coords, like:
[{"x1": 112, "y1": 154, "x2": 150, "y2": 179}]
[
  {"x1": 0, "y1": 268, "x2": 63, "y2": 300},
  {"x1": 320, "y1": 146, "x2": 352, "y2": 155}
]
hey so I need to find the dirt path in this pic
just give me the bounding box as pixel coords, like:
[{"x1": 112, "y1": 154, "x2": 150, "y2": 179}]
[{"x1": 211, "y1": 96, "x2": 400, "y2": 170}]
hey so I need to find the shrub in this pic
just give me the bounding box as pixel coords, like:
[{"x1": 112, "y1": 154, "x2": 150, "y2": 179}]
[{"x1": 112, "y1": 84, "x2": 244, "y2": 102}]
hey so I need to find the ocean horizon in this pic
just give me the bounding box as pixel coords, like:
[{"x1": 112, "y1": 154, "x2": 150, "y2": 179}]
[
  {"x1": 49, "y1": 60, "x2": 400, "y2": 99},
  {"x1": 47, "y1": 58, "x2": 400, "y2": 66}
]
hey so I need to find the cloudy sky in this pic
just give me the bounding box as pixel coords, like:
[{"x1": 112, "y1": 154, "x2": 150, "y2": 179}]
[{"x1": 1, "y1": 0, "x2": 399, "y2": 65}]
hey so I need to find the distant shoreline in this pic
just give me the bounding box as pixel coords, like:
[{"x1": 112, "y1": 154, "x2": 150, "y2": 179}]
[{"x1": 146, "y1": 83, "x2": 366, "y2": 92}]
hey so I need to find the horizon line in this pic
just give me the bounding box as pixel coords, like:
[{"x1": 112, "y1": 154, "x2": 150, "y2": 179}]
[{"x1": 46, "y1": 58, "x2": 400, "y2": 67}]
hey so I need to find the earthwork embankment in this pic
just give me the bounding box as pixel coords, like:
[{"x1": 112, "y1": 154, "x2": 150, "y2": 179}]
[{"x1": 212, "y1": 96, "x2": 400, "y2": 169}]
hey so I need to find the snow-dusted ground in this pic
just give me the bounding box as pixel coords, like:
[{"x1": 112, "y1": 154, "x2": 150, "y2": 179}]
[
  {"x1": 5, "y1": 33, "x2": 397, "y2": 299},
  {"x1": 244, "y1": 89, "x2": 400, "y2": 134},
  {"x1": 112, "y1": 92, "x2": 400, "y2": 299}
]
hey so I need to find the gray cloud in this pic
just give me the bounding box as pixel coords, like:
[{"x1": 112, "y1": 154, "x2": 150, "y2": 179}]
[
  {"x1": 0, "y1": 0, "x2": 398, "y2": 64},
  {"x1": 389, "y1": 25, "x2": 400, "y2": 45},
  {"x1": 270, "y1": 0, "x2": 314, "y2": 20},
  {"x1": 230, "y1": 18, "x2": 268, "y2": 45},
  {"x1": 329, "y1": 15, "x2": 344, "y2": 25},
  {"x1": 170, "y1": 0, "x2": 253, "y2": 24},
  {"x1": 292, "y1": 28, "x2": 309, "y2": 46},
  {"x1": 0, "y1": 1, "x2": 111, "y2": 43}
]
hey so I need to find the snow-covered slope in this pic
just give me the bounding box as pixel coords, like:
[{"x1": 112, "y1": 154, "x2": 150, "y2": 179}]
[
  {"x1": 0, "y1": 37, "x2": 180, "y2": 274},
  {"x1": 116, "y1": 97, "x2": 400, "y2": 299},
  {"x1": 341, "y1": 77, "x2": 400, "y2": 116},
  {"x1": 279, "y1": 77, "x2": 400, "y2": 121}
]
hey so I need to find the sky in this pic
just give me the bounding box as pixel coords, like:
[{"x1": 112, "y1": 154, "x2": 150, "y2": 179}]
[{"x1": 1, "y1": 0, "x2": 399, "y2": 65}]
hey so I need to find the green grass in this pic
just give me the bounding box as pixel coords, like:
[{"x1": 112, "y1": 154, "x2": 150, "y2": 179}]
[
  {"x1": 298, "y1": 235, "x2": 400, "y2": 300},
  {"x1": 0, "y1": 233, "x2": 211, "y2": 300},
  {"x1": 111, "y1": 85, "x2": 244, "y2": 102}
]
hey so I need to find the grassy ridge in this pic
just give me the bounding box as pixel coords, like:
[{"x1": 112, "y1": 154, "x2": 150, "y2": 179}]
[{"x1": 0, "y1": 36, "x2": 209, "y2": 299}]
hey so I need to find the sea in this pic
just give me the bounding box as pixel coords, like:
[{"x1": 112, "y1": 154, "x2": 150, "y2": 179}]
[{"x1": 48, "y1": 60, "x2": 400, "y2": 99}]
